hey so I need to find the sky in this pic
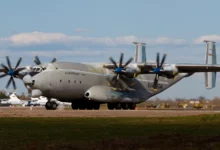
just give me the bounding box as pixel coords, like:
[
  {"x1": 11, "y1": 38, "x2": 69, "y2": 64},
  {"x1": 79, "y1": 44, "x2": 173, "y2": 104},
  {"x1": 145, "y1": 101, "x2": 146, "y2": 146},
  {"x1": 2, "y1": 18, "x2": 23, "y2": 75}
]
[{"x1": 0, "y1": 0, "x2": 220, "y2": 99}]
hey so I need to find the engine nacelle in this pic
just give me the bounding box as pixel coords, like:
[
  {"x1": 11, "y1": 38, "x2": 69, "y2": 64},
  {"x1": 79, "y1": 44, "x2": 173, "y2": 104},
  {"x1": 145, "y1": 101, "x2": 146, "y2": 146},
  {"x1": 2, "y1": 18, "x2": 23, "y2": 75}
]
[
  {"x1": 84, "y1": 85, "x2": 139, "y2": 103},
  {"x1": 162, "y1": 64, "x2": 179, "y2": 78}
]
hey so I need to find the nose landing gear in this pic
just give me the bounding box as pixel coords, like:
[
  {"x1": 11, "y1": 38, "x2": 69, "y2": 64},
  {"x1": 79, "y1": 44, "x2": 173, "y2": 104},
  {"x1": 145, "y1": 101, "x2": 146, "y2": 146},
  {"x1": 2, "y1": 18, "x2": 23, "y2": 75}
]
[{"x1": 45, "y1": 101, "x2": 58, "y2": 110}]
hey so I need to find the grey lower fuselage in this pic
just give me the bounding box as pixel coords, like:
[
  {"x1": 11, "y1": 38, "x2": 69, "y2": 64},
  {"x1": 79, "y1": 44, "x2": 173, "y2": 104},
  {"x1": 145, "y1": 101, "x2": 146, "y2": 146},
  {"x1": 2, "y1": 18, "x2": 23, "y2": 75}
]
[{"x1": 30, "y1": 62, "x2": 188, "y2": 104}]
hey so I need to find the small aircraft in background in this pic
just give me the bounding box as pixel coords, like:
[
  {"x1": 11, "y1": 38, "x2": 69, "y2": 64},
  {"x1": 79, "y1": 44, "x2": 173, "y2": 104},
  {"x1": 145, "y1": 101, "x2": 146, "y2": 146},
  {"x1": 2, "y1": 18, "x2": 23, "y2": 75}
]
[
  {"x1": 25, "y1": 96, "x2": 71, "y2": 107},
  {"x1": 0, "y1": 92, "x2": 25, "y2": 106}
]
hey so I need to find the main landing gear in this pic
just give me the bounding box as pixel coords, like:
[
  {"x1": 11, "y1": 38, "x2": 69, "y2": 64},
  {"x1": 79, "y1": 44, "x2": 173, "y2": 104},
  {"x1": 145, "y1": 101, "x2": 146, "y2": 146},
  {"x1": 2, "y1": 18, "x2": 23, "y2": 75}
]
[
  {"x1": 71, "y1": 100, "x2": 100, "y2": 110},
  {"x1": 107, "y1": 103, "x2": 136, "y2": 110},
  {"x1": 45, "y1": 101, "x2": 58, "y2": 110}
]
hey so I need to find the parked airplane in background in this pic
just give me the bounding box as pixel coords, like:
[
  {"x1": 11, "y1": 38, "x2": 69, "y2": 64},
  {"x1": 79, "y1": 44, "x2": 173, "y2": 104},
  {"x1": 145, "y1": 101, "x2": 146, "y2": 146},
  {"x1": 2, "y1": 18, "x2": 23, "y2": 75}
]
[
  {"x1": 24, "y1": 96, "x2": 48, "y2": 106},
  {"x1": 0, "y1": 40, "x2": 219, "y2": 110},
  {"x1": 26, "y1": 96, "x2": 71, "y2": 107},
  {"x1": 0, "y1": 92, "x2": 25, "y2": 106}
]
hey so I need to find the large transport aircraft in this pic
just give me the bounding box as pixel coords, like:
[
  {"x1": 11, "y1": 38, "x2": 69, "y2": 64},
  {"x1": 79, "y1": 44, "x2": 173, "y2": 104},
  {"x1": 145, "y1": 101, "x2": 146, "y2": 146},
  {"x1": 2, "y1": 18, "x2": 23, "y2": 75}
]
[{"x1": 0, "y1": 40, "x2": 219, "y2": 110}]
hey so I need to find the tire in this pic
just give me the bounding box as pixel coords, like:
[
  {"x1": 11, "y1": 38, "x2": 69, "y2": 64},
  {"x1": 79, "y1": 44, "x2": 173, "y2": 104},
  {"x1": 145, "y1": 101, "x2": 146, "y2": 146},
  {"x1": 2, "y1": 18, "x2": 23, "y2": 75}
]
[
  {"x1": 94, "y1": 103, "x2": 100, "y2": 110},
  {"x1": 78, "y1": 101, "x2": 86, "y2": 110},
  {"x1": 115, "y1": 103, "x2": 121, "y2": 110},
  {"x1": 45, "y1": 102, "x2": 51, "y2": 110},
  {"x1": 122, "y1": 103, "x2": 129, "y2": 110},
  {"x1": 71, "y1": 101, "x2": 78, "y2": 110},
  {"x1": 107, "y1": 103, "x2": 114, "y2": 110},
  {"x1": 51, "y1": 102, "x2": 58, "y2": 110},
  {"x1": 87, "y1": 101, "x2": 94, "y2": 110},
  {"x1": 129, "y1": 103, "x2": 136, "y2": 110},
  {"x1": 45, "y1": 104, "x2": 50, "y2": 110}
]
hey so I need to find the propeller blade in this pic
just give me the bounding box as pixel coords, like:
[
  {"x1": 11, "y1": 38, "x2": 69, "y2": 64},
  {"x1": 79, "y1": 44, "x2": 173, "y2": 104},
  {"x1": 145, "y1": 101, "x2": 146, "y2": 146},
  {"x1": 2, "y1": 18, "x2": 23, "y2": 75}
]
[
  {"x1": 34, "y1": 56, "x2": 41, "y2": 65},
  {"x1": 153, "y1": 74, "x2": 159, "y2": 89},
  {"x1": 0, "y1": 74, "x2": 7, "y2": 78},
  {"x1": 33, "y1": 59, "x2": 39, "y2": 65},
  {"x1": 109, "y1": 57, "x2": 118, "y2": 68},
  {"x1": 14, "y1": 67, "x2": 26, "y2": 75},
  {"x1": 15, "y1": 57, "x2": 22, "y2": 70},
  {"x1": 118, "y1": 78, "x2": 128, "y2": 91},
  {"x1": 1, "y1": 63, "x2": 9, "y2": 72},
  {"x1": 123, "y1": 57, "x2": 133, "y2": 68},
  {"x1": 156, "y1": 52, "x2": 160, "y2": 68},
  {"x1": 117, "y1": 74, "x2": 120, "y2": 80},
  {"x1": 159, "y1": 53, "x2": 167, "y2": 68},
  {"x1": 120, "y1": 74, "x2": 133, "y2": 86},
  {"x1": 119, "y1": 53, "x2": 124, "y2": 68},
  {"x1": 51, "y1": 57, "x2": 57, "y2": 63},
  {"x1": 6, "y1": 77, "x2": 13, "y2": 89},
  {"x1": 12, "y1": 78, "x2": 16, "y2": 90},
  {"x1": 112, "y1": 76, "x2": 117, "y2": 86},
  {"x1": 6, "y1": 56, "x2": 12, "y2": 70}
]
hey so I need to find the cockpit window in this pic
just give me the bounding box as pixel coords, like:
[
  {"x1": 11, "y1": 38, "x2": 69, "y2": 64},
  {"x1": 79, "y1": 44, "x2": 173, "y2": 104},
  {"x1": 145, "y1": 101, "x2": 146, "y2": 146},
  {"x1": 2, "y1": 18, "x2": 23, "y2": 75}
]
[{"x1": 32, "y1": 67, "x2": 43, "y2": 73}]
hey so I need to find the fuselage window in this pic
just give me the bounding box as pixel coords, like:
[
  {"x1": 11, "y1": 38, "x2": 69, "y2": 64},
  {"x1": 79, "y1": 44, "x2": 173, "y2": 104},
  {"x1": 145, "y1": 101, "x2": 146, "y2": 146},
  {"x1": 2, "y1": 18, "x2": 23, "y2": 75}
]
[
  {"x1": 68, "y1": 80, "x2": 70, "y2": 83},
  {"x1": 74, "y1": 81, "x2": 76, "y2": 83},
  {"x1": 60, "y1": 80, "x2": 62, "y2": 82},
  {"x1": 80, "y1": 81, "x2": 81, "y2": 84}
]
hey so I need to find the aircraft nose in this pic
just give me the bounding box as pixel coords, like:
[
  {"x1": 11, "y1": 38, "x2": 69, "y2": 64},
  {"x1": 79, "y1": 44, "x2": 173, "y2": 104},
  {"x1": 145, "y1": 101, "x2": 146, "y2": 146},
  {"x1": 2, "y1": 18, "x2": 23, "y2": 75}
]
[{"x1": 23, "y1": 74, "x2": 32, "y2": 84}]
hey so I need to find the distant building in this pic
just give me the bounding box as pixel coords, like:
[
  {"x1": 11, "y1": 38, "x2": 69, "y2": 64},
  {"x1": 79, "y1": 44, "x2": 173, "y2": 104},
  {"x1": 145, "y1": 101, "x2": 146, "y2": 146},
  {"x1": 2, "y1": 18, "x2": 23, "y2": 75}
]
[{"x1": 189, "y1": 99, "x2": 200, "y2": 104}]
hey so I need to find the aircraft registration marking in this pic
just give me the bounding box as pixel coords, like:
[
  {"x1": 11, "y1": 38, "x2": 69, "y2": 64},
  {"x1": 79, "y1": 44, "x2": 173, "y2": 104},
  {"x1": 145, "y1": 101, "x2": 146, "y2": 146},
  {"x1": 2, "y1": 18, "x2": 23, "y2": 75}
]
[
  {"x1": 65, "y1": 72, "x2": 86, "y2": 76},
  {"x1": 147, "y1": 83, "x2": 163, "y2": 89}
]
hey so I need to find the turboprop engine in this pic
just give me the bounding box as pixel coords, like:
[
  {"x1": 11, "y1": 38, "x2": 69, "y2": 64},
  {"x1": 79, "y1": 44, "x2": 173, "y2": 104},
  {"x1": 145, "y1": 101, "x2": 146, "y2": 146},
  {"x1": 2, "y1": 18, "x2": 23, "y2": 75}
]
[
  {"x1": 84, "y1": 85, "x2": 139, "y2": 103},
  {"x1": 162, "y1": 64, "x2": 179, "y2": 78}
]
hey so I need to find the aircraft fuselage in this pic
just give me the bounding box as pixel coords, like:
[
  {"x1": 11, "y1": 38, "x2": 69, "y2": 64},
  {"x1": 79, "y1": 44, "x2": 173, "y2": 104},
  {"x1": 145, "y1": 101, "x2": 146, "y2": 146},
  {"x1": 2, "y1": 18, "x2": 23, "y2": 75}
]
[{"x1": 28, "y1": 62, "x2": 187, "y2": 104}]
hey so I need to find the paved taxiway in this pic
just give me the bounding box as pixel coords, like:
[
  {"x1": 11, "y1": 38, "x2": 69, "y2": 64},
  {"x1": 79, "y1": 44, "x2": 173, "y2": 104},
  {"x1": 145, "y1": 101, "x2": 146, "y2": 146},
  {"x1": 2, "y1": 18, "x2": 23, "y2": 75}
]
[{"x1": 0, "y1": 107, "x2": 220, "y2": 117}]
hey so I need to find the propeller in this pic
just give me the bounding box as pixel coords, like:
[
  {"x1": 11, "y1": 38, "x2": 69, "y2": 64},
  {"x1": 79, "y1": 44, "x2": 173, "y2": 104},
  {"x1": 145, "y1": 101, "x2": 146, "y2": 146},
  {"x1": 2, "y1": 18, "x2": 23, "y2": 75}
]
[
  {"x1": 152, "y1": 52, "x2": 167, "y2": 91},
  {"x1": 33, "y1": 56, "x2": 57, "y2": 65},
  {"x1": 0, "y1": 56, "x2": 26, "y2": 90},
  {"x1": 108, "y1": 53, "x2": 133, "y2": 91}
]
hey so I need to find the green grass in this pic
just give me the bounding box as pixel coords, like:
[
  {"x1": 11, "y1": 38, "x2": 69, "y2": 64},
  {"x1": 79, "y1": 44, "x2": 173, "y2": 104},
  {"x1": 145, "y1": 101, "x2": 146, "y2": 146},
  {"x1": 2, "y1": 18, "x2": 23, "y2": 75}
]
[{"x1": 0, "y1": 114, "x2": 220, "y2": 150}]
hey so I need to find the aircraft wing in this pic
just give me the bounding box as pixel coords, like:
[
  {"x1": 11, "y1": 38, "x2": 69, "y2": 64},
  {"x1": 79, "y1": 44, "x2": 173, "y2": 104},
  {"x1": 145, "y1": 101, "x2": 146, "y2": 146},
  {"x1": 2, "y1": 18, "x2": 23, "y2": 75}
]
[
  {"x1": 174, "y1": 64, "x2": 220, "y2": 72},
  {"x1": 137, "y1": 63, "x2": 220, "y2": 73}
]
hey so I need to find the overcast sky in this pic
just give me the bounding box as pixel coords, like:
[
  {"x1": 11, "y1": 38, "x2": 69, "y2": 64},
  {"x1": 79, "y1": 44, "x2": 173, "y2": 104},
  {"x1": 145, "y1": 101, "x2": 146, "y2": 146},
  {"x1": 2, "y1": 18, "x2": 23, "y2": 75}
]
[{"x1": 1, "y1": 0, "x2": 220, "y2": 99}]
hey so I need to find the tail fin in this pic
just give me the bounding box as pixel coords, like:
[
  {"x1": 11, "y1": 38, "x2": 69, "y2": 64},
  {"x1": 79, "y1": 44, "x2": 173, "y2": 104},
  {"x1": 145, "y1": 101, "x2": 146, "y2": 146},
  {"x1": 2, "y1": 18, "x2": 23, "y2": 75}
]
[
  {"x1": 204, "y1": 40, "x2": 217, "y2": 89},
  {"x1": 133, "y1": 42, "x2": 146, "y2": 63}
]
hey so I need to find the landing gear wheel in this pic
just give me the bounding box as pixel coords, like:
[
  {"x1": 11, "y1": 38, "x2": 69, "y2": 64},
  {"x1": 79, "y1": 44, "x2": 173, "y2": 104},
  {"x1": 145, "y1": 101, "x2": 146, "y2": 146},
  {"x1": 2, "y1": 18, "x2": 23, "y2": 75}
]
[
  {"x1": 87, "y1": 101, "x2": 94, "y2": 110},
  {"x1": 51, "y1": 101, "x2": 58, "y2": 110},
  {"x1": 79, "y1": 101, "x2": 86, "y2": 110},
  {"x1": 129, "y1": 104, "x2": 136, "y2": 110},
  {"x1": 115, "y1": 103, "x2": 121, "y2": 110},
  {"x1": 71, "y1": 101, "x2": 78, "y2": 110},
  {"x1": 107, "y1": 103, "x2": 115, "y2": 110},
  {"x1": 122, "y1": 103, "x2": 129, "y2": 110},
  {"x1": 45, "y1": 101, "x2": 51, "y2": 110},
  {"x1": 94, "y1": 103, "x2": 100, "y2": 110}
]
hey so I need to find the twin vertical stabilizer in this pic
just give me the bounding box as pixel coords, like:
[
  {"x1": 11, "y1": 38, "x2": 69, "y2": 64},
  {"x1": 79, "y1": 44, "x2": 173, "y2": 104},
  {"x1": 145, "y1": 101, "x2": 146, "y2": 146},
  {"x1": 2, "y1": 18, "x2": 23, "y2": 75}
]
[
  {"x1": 133, "y1": 42, "x2": 146, "y2": 63},
  {"x1": 204, "y1": 40, "x2": 217, "y2": 89}
]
